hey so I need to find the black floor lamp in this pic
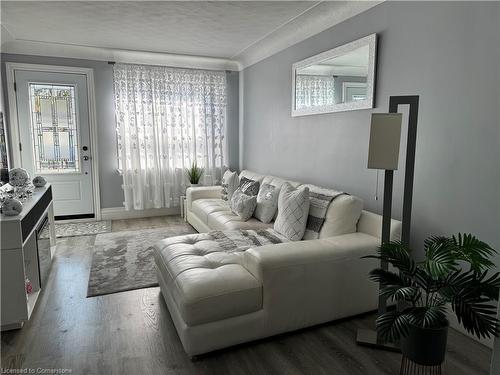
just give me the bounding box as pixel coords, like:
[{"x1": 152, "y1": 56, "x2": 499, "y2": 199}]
[{"x1": 356, "y1": 95, "x2": 420, "y2": 351}]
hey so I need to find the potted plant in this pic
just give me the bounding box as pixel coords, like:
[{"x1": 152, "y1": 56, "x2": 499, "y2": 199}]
[
  {"x1": 186, "y1": 162, "x2": 204, "y2": 187},
  {"x1": 365, "y1": 233, "x2": 500, "y2": 366}
]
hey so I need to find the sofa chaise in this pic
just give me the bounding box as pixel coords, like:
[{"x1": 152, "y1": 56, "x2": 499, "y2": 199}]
[{"x1": 153, "y1": 170, "x2": 401, "y2": 356}]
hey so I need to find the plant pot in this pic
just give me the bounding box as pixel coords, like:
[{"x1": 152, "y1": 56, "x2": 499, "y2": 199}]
[
  {"x1": 400, "y1": 323, "x2": 448, "y2": 366},
  {"x1": 190, "y1": 183, "x2": 200, "y2": 187}
]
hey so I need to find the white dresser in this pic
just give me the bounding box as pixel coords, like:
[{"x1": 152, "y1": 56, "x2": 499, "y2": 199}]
[{"x1": 1, "y1": 184, "x2": 56, "y2": 330}]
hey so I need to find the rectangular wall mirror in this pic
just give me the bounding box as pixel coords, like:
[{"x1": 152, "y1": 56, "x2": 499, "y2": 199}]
[{"x1": 291, "y1": 34, "x2": 377, "y2": 117}]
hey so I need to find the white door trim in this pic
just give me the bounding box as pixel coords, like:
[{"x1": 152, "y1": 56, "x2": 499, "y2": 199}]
[{"x1": 6, "y1": 62, "x2": 101, "y2": 221}]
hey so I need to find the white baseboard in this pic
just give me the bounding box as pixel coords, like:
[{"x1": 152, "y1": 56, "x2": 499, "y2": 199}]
[{"x1": 100, "y1": 206, "x2": 180, "y2": 220}]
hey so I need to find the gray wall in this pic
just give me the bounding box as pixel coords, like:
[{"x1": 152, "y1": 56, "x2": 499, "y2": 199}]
[
  {"x1": 242, "y1": 1, "x2": 500, "y2": 267},
  {"x1": 1, "y1": 54, "x2": 239, "y2": 208}
]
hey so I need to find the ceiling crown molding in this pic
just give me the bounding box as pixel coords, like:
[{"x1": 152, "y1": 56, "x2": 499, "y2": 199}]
[
  {"x1": 235, "y1": 1, "x2": 382, "y2": 69},
  {"x1": 1, "y1": 24, "x2": 15, "y2": 46},
  {"x1": 1, "y1": 39, "x2": 241, "y2": 71}
]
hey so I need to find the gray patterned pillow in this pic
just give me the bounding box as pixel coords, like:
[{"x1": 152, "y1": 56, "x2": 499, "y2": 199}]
[
  {"x1": 238, "y1": 177, "x2": 260, "y2": 196},
  {"x1": 254, "y1": 183, "x2": 279, "y2": 224},
  {"x1": 221, "y1": 170, "x2": 239, "y2": 202},
  {"x1": 231, "y1": 188, "x2": 257, "y2": 221},
  {"x1": 274, "y1": 183, "x2": 310, "y2": 241}
]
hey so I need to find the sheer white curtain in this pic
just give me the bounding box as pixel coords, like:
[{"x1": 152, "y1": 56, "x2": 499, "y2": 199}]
[
  {"x1": 113, "y1": 63, "x2": 227, "y2": 210},
  {"x1": 295, "y1": 75, "x2": 335, "y2": 109}
]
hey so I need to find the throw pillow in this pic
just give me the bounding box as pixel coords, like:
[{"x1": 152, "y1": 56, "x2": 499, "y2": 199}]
[
  {"x1": 221, "y1": 170, "x2": 239, "y2": 202},
  {"x1": 238, "y1": 176, "x2": 260, "y2": 196},
  {"x1": 230, "y1": 188, "x2": 257, "y2": 221},
  {"x1": 274, "y1": 182, "x2": 310, "y2": 241},
  {"x1": 254, "y1": 183, "x2": 279, "y2": 224}
]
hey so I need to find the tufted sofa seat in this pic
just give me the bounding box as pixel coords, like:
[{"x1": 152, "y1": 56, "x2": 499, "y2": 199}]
[
  {"x1": 154, "y1": 232, "x2": 263, "y2": 326},
  {"x1": 191, "y1": 198, "x2": 273, "y2": 231}
]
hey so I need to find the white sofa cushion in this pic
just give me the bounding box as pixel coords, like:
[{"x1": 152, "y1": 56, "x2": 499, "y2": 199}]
[
  {"x1": 274, "y1": 183, "x2": 310, "y2": 241},
  {"x1": 319, "y1": 194, "x2": 363, "y2": 238},
  {"x1": 262, "y1": 175, "x2": 301, "y2": 189},
  {"x1": 260, "y1": 175, "x2": 302, "y2": 220},
  {"x1": 221, "y1": 170, "x2": 239, "y2": 202},
  {"x1": 254, "y1": 183, "x2": 279, "y2": 224},
  {"x1": 239, "y1": 170, "x2": 265, "y2": 183},
  {"x1": 231, "y1": 188, "x2": 257, "y2": 221},
  {"x1": 208, "y1": 211, "x2": 273, "y2": 231},
  {"x1": 191, "y1": 199, "x2": 230, "y2": 224}
]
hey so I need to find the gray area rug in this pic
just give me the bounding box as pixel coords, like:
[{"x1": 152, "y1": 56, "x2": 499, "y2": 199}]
[
  {"x1": 87, "y1": 225, "x2": 196, "y2": 297},
  {"x1": 40, "y1": 220, "x2": 112, "y2": 239}
]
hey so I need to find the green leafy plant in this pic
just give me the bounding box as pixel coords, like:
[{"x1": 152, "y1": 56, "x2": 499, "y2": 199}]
[
  {"x1": 364, "y1": 234, "x2": 500, "y2": 342},
  {"x1": 186, "y1": 162, "x2": 204, "y2": 185}
]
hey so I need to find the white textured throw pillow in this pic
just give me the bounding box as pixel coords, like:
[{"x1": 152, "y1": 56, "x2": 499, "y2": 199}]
[
  {"x1": 231, "y1": 188, "x2": 257, "y2": 221},
  {"x1": 254, "y1": 183, "x2": 279, "y2": 224},
  {"x1": 274, "y1": 183, "x2": 310, "y2": 241},
  {"x1": 221, "y1": 170, "x2": 239, "y2": 202}
]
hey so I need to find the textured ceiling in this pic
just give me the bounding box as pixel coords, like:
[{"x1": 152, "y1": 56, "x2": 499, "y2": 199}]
[{"x1": 1, "y1": 1, "x2": 319, "y2": 59}]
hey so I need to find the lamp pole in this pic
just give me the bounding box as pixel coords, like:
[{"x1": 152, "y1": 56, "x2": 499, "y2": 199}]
[
  {"x1": 389, "y1": 96, "x2": 419, "y2": 247},
  {"x1": 357, "y1": 95, "x2": 420, "y2": 351}
]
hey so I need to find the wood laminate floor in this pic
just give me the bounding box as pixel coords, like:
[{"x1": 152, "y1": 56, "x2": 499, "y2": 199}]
[{"x1": 1, "y1": 217, "x2": 492, "y2": 375}]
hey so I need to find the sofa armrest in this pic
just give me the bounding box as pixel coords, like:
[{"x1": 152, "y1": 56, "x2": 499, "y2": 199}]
[
  {"x1": 243, "y1": 233, "x2": 381, "y2": 326},
  {"x1": 357, "y1": 210, "x2": 401, "y2": 241},
  {"x1": 186, "y1": 186, "x2": 222, "y2": 210},
  {"x1": 244, "y1": 233, "x2": 379, "y2": 277}
]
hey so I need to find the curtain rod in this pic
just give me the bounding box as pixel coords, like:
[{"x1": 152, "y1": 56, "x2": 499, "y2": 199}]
[{"x1": 107, "y1": 60, "x2": 232, "y2": 74}]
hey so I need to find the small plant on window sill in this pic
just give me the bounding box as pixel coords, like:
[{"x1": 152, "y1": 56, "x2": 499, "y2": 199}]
[{"x1": 186, "y1": 162, "x2": 204, "y2": 186}]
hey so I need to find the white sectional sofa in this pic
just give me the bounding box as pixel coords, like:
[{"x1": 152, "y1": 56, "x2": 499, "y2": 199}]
[{"x1": 154, "y1": 170, "x2": 401, "y2": 356}]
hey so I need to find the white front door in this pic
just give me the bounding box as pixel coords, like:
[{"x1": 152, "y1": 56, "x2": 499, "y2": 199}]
[{"x1": 15, "y1": 70, "x2": 94, "y2": 218}]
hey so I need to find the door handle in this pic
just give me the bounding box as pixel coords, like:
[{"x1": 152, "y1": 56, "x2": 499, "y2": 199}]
[{"x1": 83, "y1": 156, "x2": 91, "y2": 161}]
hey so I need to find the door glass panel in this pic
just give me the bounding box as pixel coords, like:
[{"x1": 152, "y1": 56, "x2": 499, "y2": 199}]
[{"x1": 29, "y1": 84, "x2": 80, "y2": 173}]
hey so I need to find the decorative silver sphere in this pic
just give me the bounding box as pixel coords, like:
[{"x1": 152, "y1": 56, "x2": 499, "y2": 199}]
[
  {"x1": 9, "y1": 168, "x2": 30, "y2": 187},
  {"x1": 2, "y1": 198, "x2": 23, "y2": 216},
  {"x1": 33, "y1": 176, "x2": 47, "y2": 187}
]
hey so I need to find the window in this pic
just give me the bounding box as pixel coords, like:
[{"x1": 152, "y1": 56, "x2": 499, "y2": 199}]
[
  {"x1": 295, "y1": 75, "x2": 335, "y2": 109},
  {"x1": 28, "y1": 84, "x2": 80, "y2": 173},
  {"x1": 113, "y1": 63, "x2": 227, "y2": 209}
]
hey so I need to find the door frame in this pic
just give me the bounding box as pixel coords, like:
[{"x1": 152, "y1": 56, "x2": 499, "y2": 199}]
[{"x1": 6, "y1": 62, "x2": 101, "y2": 221}]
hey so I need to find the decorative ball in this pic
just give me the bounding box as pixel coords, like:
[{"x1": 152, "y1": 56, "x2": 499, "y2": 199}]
[
  {"x1": 33, "y1": 176, "x2": 47, "y2": 187},
  {"x1": 9, "y1": 168, "x2": 30, "y2": 187},
  {"x1": 2, "y1": 198, "x2": 23, "y2": 216}
]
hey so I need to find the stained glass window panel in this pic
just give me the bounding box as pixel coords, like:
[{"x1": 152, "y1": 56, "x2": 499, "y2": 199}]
[
  {"x1": 29, "y1": 84, "x2": 79, "y2": 173},
  {"x1": 56, "y1": 98, "x2": 69, "y2": 127}
]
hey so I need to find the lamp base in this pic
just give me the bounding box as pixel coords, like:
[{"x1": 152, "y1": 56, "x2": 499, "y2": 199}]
[{"x1": 356, "y1": 328, "x2": 401, "y2": 352}]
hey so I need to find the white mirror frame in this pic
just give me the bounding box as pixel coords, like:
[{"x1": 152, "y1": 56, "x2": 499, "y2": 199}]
[{"x1": 291, "y1": 33, "x2": 377, "y2": 117}]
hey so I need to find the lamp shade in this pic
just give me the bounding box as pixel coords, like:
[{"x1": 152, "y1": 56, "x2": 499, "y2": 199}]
[{"x1": 367, "y1": 113, "x2": 403, "y2": 170}]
